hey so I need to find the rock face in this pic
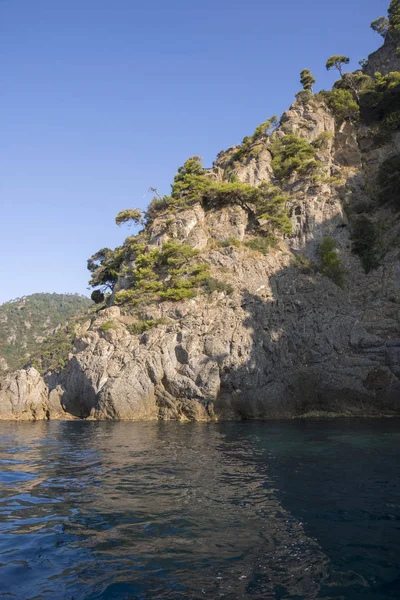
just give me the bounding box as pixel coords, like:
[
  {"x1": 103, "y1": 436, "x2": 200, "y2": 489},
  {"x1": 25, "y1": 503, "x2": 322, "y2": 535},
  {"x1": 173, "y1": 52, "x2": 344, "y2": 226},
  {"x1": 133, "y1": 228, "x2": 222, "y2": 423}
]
[
  {"x1": 1, "y1": 48, "x2": 400, "y2": 421},
  {"x1": 0, "y1": 368, "x2": 65, "y2": 420},
  {"x1": 364, "y1": 35, "x2": 400, "y2": 77}
]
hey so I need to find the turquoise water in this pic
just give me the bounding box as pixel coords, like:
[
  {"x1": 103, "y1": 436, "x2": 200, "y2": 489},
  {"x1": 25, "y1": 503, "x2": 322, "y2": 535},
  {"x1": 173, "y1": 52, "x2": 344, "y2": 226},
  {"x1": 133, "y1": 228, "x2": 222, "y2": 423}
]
[{"x1": 0, "y1": 419, "x2": 399, "y2": 599}]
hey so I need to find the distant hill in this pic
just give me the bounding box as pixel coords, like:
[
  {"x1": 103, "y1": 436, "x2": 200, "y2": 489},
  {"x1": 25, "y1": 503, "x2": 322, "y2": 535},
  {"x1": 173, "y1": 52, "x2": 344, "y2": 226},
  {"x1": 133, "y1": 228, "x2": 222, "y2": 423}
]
[{"x1": 0, "y1": 293, "x2": 92, "y2": 373}]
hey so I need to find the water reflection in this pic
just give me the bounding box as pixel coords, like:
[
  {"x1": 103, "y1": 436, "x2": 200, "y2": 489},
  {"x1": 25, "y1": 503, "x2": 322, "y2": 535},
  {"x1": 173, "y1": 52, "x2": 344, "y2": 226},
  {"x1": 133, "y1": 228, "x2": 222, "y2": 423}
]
[{"x1": 0, "y1": 420, "x2": 399, "y2": 599}]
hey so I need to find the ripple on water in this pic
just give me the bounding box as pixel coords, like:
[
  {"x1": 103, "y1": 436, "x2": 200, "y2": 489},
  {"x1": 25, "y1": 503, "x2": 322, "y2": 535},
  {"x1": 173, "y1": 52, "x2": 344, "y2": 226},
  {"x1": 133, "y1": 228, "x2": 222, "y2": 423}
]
[
  {"x1": 0, "y1": 419, "x2": 399, "y2": 599},
  {"x1": 0, "y1": 471, "x2": 37, "y2": 483}
]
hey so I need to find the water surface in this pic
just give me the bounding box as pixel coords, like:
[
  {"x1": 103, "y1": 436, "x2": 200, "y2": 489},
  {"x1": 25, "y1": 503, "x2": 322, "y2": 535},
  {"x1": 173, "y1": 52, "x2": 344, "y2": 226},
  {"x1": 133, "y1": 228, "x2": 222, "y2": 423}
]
[{"x1": 0, "y1": 419, "x2": 399, "y2": 599}]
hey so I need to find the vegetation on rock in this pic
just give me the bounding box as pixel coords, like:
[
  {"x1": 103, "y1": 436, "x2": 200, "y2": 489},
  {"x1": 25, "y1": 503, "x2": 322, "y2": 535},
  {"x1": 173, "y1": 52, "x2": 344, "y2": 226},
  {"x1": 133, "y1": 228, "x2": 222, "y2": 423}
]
[
  {"x1": 91, "y1": 289, "x2": 105, "y2": 304},
  {"x1": 360, "y1": 71, "x2": 400, "y2": 129},
  {"x1": 126, "y1": 318, "x2": 169, "y2": 335},
  {"x1": 115, "y1": 209, "x2": 144, "y2": 227},
  {"x1": 85, "y1": 3, "x2": 399, "y2": 328},
  {"x1": 244, "y1": 236, "x2": 277, "y2": 255},
  {"x1": 292, "y1": 253, "x2": 315, "y2": 274},
  {"x1": 370, "y1": 1, "x2": 400, "y2": 42},
  {"x1": 318, "y1": 237, "x2": 346, "y2": 288},
  {"x1": 87, "y1": 247, "x2": 125, "y2": 293},
  {"x1": 318, "y1": 88, "x2": 360, "y2": 121},
  {"x1": 388, "y1": 0, "x2": 400, "y2": 35},
  {"x1": 351, "y1": 215, "x2": 379, "y2": 273},
  {"x1": 230, "y1": 116, "x2": 278, "y2": 163},
  {"x1": 114, "y1": 240, "x2": 211, "y2": 306},
  {"x1": 270, "y1": 134, "x2": 320, "y2": 180},
  {"x1": 300, "y1": 69, "x2": 316, "y2": 91},
  {"x1": 99, "y1": 320, "x2": 119, "y2": 332},
  {"x1": 371, "y1": 16, "x2": 390, "y2": 38},
  {"x1": 377, "y1": 154, "x2": 400, "y2": 207},
  {"x1": 326, "y1": 55, "x2": 350, "y2": 78},
  {"x1": 88, "y1": 153, "x2": 293, "y2": 308}
]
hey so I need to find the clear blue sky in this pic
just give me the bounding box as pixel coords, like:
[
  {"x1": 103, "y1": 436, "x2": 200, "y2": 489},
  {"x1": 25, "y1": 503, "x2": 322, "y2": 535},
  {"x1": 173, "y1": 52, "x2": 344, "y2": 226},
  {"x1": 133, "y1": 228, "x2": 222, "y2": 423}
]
[{"x1": 0, "y1": 0, "x2": 389, "y2": 303}]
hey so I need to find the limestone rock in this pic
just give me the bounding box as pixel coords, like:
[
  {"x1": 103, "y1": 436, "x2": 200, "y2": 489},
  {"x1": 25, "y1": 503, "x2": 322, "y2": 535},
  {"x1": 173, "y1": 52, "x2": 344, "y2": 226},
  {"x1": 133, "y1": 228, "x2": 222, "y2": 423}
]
[{"x1": 0, "y1": 368, "x2": 64, "y2": 420}]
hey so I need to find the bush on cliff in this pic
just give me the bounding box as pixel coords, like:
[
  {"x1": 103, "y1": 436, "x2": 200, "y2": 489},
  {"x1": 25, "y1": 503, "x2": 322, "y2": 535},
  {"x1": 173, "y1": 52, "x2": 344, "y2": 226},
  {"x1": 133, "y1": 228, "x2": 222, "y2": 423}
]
[
  {"x1": 230, "y1": 116, "x2": 278, "y2": 163},
  {"x1": 318, "y1": 237, "x2": 346, "y2": 288},
  {"x1": 351, "y1": 215, "x2": 379, "y2": 272},
  {"x1": 87, "y1": 247, "x2": 125, "y2": 293},
  {"x1": 389, "y1": 0, "x2": 400, "y2": 35},
  {"x1": 114, "y1": 240, "x2": 212, "y2": 307},
  {"x1": 377, "y1": 154, "x2": 400, "y2": 207},
  {"x1": 115, "y1": 209, "x2": 144, "y2": 227},
  {"x1": 144, "y1": 157, "x2": 292, "y2": 240},
  {"x1": 360, "y1": 71, "x2": 400, "y2": 129},
  {"x1": 89, "y1": 151, "x2": 293, "y2": 304},
  {"x1": 269, "y1": 134, "x2": 321, "y2": 180},
  {"x1": 318, "y1": 88, "x2": 360, "y2": 122}
]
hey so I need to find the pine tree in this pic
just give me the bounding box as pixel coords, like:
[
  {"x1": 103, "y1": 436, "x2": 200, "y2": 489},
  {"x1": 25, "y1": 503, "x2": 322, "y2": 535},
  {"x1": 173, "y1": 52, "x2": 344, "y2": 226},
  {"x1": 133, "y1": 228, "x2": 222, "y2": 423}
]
[
  {"x1": 300, "y1": 69, "x2": 316, "y2": 91},
  {"x1": 370, "y1": 16, "x2": 390, "y2": 38},
  {"x1": 115, "y1": 209, "x2": 144, "y2": 227},
  {"x1": 325, "y1": 56, "x2": 350, "y2": 78}
]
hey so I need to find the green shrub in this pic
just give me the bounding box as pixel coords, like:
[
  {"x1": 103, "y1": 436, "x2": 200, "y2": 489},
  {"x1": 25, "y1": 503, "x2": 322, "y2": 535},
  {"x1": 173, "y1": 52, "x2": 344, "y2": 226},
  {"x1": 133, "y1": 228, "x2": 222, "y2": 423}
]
[
  {"x1": 360, "y1": 71, "x2": 400, "y2": 128},
  {"x1": 230, "y1": 116, "x2": 278, "y2": 163},
  {"x1": 87, "y1": 246, "x2": 125, "y2": 293},
  {"x1": 126, "y1": 318, "x2": 168, "y2": 335},
  {"x1": 300, "y1": 69, "x2": 316, "y2": 91},
  {"x1": 383, "y1": 109, "x2": 400, "y2": 129},
  {"x1": 91, "y1": 290, "x2": 105, "y2": 304},
  {"x1": 318, "y1": 88, "x2": 360, "y2": 122},
  {"x1": 115, "y1": 279, "x2": 163, "y2": 307},
  {"x1": 269, "y1": 135, "x2": 319, "y2": 180},
  {"x1": 311, "y1": 131, "x2": 333, "y2": 149},
  {"x1": 292, "y1": 253, "x2": 314, "y2": 274},
  {"x1": 201, "y1": 180, "x2": 292, "y2": 239},
  {"x1": 146, "y1": 196, "x2": 167, "y2": 221},
  {"x1": 114, "y1": 289, "x2": 138, "y2": 305},
  {"x1": 115, "y1": 208, "x2": 143, "y2": 227},
  {"x1": 351, "y1": 216, "x2": 379, "y2": 272},
  {"x1": 377, "y1": 154, "x2": 400, "y2": 207},
  {"x1": 159, "y1": 239, "x2": 200, "y2": 266},
  {"x1": 389, "y1": 0, "x2": 400, "y2": 35},
  {"x1": 170, "y1": 156, "x2": 207, "y2": 201},
  {"x1": 254, "y1": 183, "x2": 292, "y2": 236},
  {"x1": 114, "y1": 241, "x2": 211, "y2": 306},
  {"x1": 114, "y1": 236, "x2": 236, "y2": 306},
  {"x1": 204, "y1": 277, "x2": 234, "y2": 294},
  {"x1": 124, "y1": 232, "x2": 148, "y2": 254},
  {"x1": 245, "y1": 235, "x2": 276, "y2": 255},
  {"x1": 295, "y1": 90, "x2": 313, "y2": 105},
  {"x1": 99, "y1": 320, "x2": 118, "y2": 332},
  {"x1": 219, "y1": 237, "x2": 241, "y2": 248},
  {"x1": 140, "y1": 158, "x2": 291, "y2": 243},
  {"x1": 318, "y1": 237, "x2": 346, "y2": 287},
  {"x1": 159, "y1": 287, "x2": 197, "y2": 301}
]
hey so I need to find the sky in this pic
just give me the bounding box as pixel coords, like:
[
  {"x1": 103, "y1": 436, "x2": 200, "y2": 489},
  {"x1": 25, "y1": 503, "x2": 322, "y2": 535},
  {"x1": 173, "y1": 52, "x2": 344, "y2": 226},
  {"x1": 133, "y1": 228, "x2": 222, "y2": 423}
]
[{"x1": 0, "y1": 0, "x2": 390, "y2": 303}]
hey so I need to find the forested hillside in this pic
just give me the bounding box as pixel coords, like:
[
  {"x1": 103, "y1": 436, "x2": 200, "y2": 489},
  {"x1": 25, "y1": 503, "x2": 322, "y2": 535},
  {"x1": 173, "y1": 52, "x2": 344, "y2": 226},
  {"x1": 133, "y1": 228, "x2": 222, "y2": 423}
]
[{"x1": 0, "y1": 293, "x2": 92, "y2": 372}]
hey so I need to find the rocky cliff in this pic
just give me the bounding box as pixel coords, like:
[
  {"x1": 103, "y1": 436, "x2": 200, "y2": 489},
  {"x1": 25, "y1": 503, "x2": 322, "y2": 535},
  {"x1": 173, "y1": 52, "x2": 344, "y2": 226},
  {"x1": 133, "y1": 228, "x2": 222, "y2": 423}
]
[
  {"x1": 1, "y1": 38, "x2": 400, "y2": 421},
  {"x1": 364, "y1": 33, "x2": 400, "y2": 78}
]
